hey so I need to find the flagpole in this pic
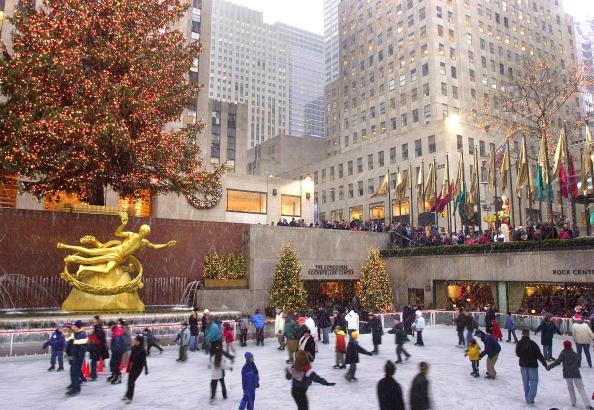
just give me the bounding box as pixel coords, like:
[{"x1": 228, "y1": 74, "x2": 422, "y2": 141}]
[
  {"x1": 475, "y1": 148, "x2": 483, "y2": 233},
  {"x1": 387, "y1": 169, "x2": 392, "y2": 226},
  {"x1": 581, "y1": 147, "x2": 591, "y2": 236},
  {"x1": 421, "y1": 160, "x2": 425, "y2": 224},
  {"x1": 433, "y1": 157, "x2": 439, "y2": 229},
  {"x1": 564, "y1": 124, "x2": 577, "y2": 225},
  {"x1": 506, "y1": 141, "x2": 515, "y2": 228},
  {"x1": 409, "y1": 164, "x2": 414, "y2": 227},
  {"x1": 446, "y1": 153, "x2": 452, "y2": 234},
  {"x1": 461, "y1": 150, "x2": 466, "y2": 235}
]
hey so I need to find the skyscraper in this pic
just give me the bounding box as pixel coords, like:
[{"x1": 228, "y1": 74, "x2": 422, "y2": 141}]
[{"x1": 324, "y1": 0, "x2": 340, "y2": 83}]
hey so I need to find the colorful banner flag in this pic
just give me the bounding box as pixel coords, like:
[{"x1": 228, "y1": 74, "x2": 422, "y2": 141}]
[
  {"x1": 551, "y1": 129, "x2": 566, "y2": 182},
  {"x1": 536, "y1": 137, "x2": 553, "y2": 202},
  {"x1": 516, "y1": 136, "x2": 529, "y2": 198},
  {"x1": 500, "y1": 142, "x2": 510, "y2": 192},
  {"x1": 370, "y1": 173, "x2": 389, "y2": 198},
  {"x1": 424, "y1": 162, "x2": 436, "y2": 203},
  {"x1": 581, "y1": 125, "x2": 593, "y2": 195},
  {"x1": 488, "y1": 143, "x2": 496, "y2": 192},
  {"x1": 395, "y1": 168, "x2": 409, "y2": 200}
]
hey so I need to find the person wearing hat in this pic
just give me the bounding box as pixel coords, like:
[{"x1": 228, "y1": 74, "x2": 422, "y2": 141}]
[
  {"x1": 43, "y1": 326, "x2": 65, "y2": 372},
  {"x1": 189, "y1": 308, "x2": 200, "y2": 352},
  {"x1": 286, "y1": 350, "x2": 335, "y2": 409},
  {"x1": 88, "y1": 315, "x2": 109, "y2": 381},
  {"x1": 409, "y1": 362, "x2": 431, "y2": 410},
  {"x1": 173, "y1": 321, "x2": 191, "y2": 362},
  {"x1": 368, "y1": 312, "x2": 384, "y2": 354},
  {"x1": 515, "y1": 328, "x2": 548, "y2": 405},
  {"x1": 571, "y1": 314, "x2": 593, "y2": 368},
  {"x1": 108, "y1": 320, "x2": 126, "y2": 384},
  {"x1": 239, "y1": 352, "x2": 259, "y2": 410},
  {"x1": 123, "y1": 335, "x2": 148, "y2": 403},
  {"x1": 274, "y1": 308, "x2": 286, "y2": 351},
  {"x1": 377, "y1": 360, "x2": 405, "y2": 410},
  {"x1": 298, "y1": 327, "x2": 316, "y2": 362},
  {"x1": 65, "y1": 320, "x2": 88, "y2": 396},
  {"x1": 252, "y1": 309, "x2": 265, "y2": 346},
  {"x1": 475, "y1": 329, "x2": 501, "y2": 379},
  {"x1": 548, "y1": 340, "x2": 594, "y2": 409},
  {"x1": 344, "y1": 331, "x2": 373, "y2": 382}
]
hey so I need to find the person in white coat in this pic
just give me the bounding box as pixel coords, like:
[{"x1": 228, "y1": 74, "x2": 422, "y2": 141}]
[
  {"x1": 275, "y1": 308, "x2": 286, "y2": 351},
  {"x1": 345, "y1": 310, "x2": 360, "y2": 336},
  {"x1": 305, "y1": 312, "x2": 318, "y2": 341},
  {"x1": 571, "y1": 315, "x2": 593, "y2": 368},
  {"x1": 413, "y1": 310, "x2": 426, "y2": 346}
]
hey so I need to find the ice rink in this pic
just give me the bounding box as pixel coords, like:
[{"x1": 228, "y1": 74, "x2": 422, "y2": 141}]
[{"x1": 1, "y1": 325, "x2": 592, "y2": 410}]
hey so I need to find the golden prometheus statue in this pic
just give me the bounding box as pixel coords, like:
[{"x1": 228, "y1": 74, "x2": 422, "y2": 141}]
[{"x1": 58, "y1": 212, "x2": 176, "y2": 312}]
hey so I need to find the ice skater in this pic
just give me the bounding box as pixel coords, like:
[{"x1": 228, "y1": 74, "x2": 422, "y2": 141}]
[
  {"x1": 274, "y1": 308, "x2": 286, "y2": 350},
  {"x1": 333, "y1": 325, "x2": 347, "y2": 369},
  {"x1": 123, "y1": 335, "x2": 148, "y2": 403},
  {"x1": 504, "y1": 312, "x2": 518, "y2": 343},
  {"x1": 535, "y1": 314, "x2": 562, "y2": 361},
  {"x1": 286, "y1": 350, "x2": 335, "y2": 409},
  {"x1": 377, "y1": 361, "x2": 405, "y2": 410},
  {"x1": 413, "y1": 310, "x2": 425, "y2": 346},
  {"x1": 298, "y1": 327, "x2": 316, "y2": 362},
  {"x1": 222, "y1": 322, "x2": 236, "y2": 356},
  {"x1": 252, "y1": 309, "x2": 265, "y2": 346},
  {"x1": 108, "y1": 321, "x2": 126, "y2": 385},
  {"x1": 209, "y1": 345, "x2": 232, "y2": 403},
  {"x1": 465, "y1": 338, "x2": 481, "y2": 378},
  {"x1": 515, "y1": 328, "x2": 548, "y2": 405},
  {"x1": 239, "y1": 352, "x2": 259, "y2": 410},
  {"x1": 475, "y1": 330, "x2": 501, "y2": 379},
  {"x1": 43, "y1": 327, "x2": 65, "y2": 372},
  {"x1": 388, "y1": 319, "x2": 411, "y2": 363},
  {"x1": 142, "y1": 328, "x2": 163, "y2": 355},
  {"x1": 238, "y1": 313, "x2": 249, "y2": 347},
  {"x1": 344, "y1": 331, "x2": 373, "y2": 382},
  {"x1": 88, "y1": 316, "x2": 108, "y2": 380},
  {"x1": 369, "y1": 313, "x2": 384, "y2": 354},
  {"x1": 548, "y1": 340, "x2": 594, "y2": 409},
  {"x1": 65, "y1": 320, "x2": 88, "y2": 396},
  {"x1": 409, "y1": 362, "x2": 431, "y2": 410},
  {"x1": 173, "y1": 321, "x2": 191, "y2": 362}
]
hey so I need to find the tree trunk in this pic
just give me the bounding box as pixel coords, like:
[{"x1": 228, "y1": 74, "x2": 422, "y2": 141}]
[{"x1": 89, "y1": 178, "x2": 105, "y2": 206}]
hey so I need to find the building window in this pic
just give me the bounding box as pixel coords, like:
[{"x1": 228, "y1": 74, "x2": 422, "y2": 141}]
[
  {"x1": 357, "y1": 181, "x2": 364, "y2": 196},
  {"x1": 338, "y1": 163, "x2": 344, "y2": 178},
  {"x1": 330, "y1": 166, "x2": 335, "y2": 180},
  {"x1": 281, "y1": 195, "x2": 301, "y2": 217},
  {"x1": 350, "y1": 205, "x2": 363, "y2": 221},
  {"x1": 226, "y1": 190, "x2": 267, "y2": 214},
  {"x1": 415, "y1": 139, "x2": 422, "y2": 157},
  {"x1": 369, "y1": 202, "x2": 385, "y2": 220},
  {"x1": 368, "y1": 154, "x2": 374, "y2": 170},
  {"x1": 348, "y1": 160, "x2": 353, "y2": 176},
  {"x1": 368, "y1": 178, "x2": 375, "y2": 194},
  {"x1": 468, "y1": 137, "x2": 475, "y2": 155},
  {"x1": 402, "y1": 143, "x2": 409, "y2": 160},
  {"x1": 357, "y1": 157, "x2": 363, "y2": 173},
  {"x1": 390, "y1": 147, "x2": 397, "y2": 164},
  {"x1": 428, "y1": 135, "x2": 436, "y2": 153},
  {"x1": 392, "y1": 199, "x2": 410, "y2": 216},
  {"x1": 480, "y1": 140, "x2": 487, "y2": 157},
  {"x1": 378, "y1": 151, "x2": 385, "y2": 167},
  {"x1": 348, "y1": 183, "x2": 354, "y2": 198}
]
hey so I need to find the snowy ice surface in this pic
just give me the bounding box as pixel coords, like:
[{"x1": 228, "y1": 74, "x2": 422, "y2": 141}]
[{"x1": 1, "y1": 325, "x2": 593, "y2": 410}]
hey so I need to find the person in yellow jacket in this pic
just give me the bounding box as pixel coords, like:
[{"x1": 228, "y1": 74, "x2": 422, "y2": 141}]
[{"x1": 465, "y1": 338, "x2": 481, "y2": 378}]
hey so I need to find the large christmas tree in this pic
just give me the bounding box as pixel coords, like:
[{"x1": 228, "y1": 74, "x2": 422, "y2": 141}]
[
  {"x1": 0, "y1": 0, "x2": 221, "y2": 205},
  {"x1": 359, "y1": 247, "x2": 394, "y2": 312},
  {"x1": 270, "y1": 244, "x2": 307, "y2": 312}
]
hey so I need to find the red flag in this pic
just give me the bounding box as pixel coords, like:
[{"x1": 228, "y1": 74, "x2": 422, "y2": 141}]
[
  {"x1": 568, "y1": 154, "x2": 578, "y2": 199},
  {"x1": 559, "y1": 163, "x2": 568, "y2": 198}
]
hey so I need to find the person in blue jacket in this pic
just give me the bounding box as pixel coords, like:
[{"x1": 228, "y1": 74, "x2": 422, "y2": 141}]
[
  {"x1": 505, "y1": 312, "x2": 518, "y2": 343},
  {"x1": 44, "y1": 327, "x2": 65, "y2": 372},
  {"x1": 252, "y1": 309, "x2": 265, "y2": 346},
  {"x1": 65, "y1": 320, "x2": 88, "y2": 396},
  {"x1": 475, "y1": 329, "x2": 501, "y2": 379},
  {"x1": 239, "y1": 352, "x2": 259, "y2": 410}
]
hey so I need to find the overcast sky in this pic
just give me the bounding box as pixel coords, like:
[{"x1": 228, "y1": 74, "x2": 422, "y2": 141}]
[{"x1": 224, "y1": 0, "x2": 593, "y2": 34}]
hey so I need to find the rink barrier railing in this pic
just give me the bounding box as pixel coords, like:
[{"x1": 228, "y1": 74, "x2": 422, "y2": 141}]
[{"x1": 0, "y1": 311, "x2": 587, "y2": 357}]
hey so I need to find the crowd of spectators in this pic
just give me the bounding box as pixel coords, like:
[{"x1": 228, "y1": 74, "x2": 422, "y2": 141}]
[{"x1": 272, "y1": 217, "x2": 583, "y2": 248}]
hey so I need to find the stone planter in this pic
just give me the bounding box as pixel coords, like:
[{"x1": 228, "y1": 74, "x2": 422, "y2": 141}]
[{"x1": 204, "y1": 278, "x2": 248, "y2": 289}]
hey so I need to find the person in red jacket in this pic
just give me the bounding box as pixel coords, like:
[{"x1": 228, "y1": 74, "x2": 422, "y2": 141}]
[
  {"x1": 222, "y1": 322, "x2": 236, "y2": 355},
  {"x1": 333, "y1": 326, "x2": 347, "y2": 369},
  {"x1": 491, "y1": 319, "x2": 503, "y2": 341}
]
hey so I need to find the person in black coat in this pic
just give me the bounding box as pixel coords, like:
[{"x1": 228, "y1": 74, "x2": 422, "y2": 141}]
[
  {"x1": 388, "y1": 320, "x2": 411, "y2": 363},
  {"x1": 286, "y1": 350, "x2": 335, "y2": 410},
  {"x1": 368, "y1": 313, "x2": 384, "y2": 354},
  {"x1": 331, "y1": 309, "x2": 347, "y2": 333},
  {"x1": 402, "y1": 306, "x2": 415, "y2": 335},
  {"x1": 88, "y1": 315, "x2": 109, "y2": 381},
  {"x1": 485, "y1": 305, "x2": 497, "y2": 334},
  {"x1": 344, "y1": 331, "x2": 373, "y2": 382},
  {"x1": 409, "y1": 362, "x2": 431, "y2": 410},
  {"x1": 515, "y1": 329, "x2": 548, "y2": 405},
  {"x1": 317, "y1": 308, "x2": 332, "y2": 345},
  {"x1": 123, "y1": 335, "x2": 148, "y2": 403},
  {"x1": 377, "y1": 360, "x2": 405, "y2": 410},
  {"x1": 298, "y1": 328, "x2": 316, "y2": 362},
  {"x1": 189, "y1": 308, "x2": 200, "y2": 351},
  {"x1": 453, "y1": 309, "x2": 467, "y2": 347}
]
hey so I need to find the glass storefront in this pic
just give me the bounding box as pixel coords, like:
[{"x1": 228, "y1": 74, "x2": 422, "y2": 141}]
[
  {"x1": 434, "y1": 280, "x2": 497, "y2": 310},
  {"x1": 226, "y1": 189, "x2": 267, "y2": 214},
  {"x1": 369, "y1": 202, "x2": 385, "y2": 220},
  {"x1": 281, "y1": 194, "x2": 301, "y2": 217},
  {"x1": 349, "y1": 205, "x2": 363, "y2": 221},
  {"x1": 304, "y1": 280, "x2": 360, "y2": 309}
]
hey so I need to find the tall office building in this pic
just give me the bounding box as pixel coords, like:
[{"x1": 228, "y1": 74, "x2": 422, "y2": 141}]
[
  {"x1": 209, "y1": 0, "x2": 325, "y2": 148},
  {"x1": 575, "y1": 18, "x2": 594, "y2": 120},
  {"x1": 276, "y1": 23, "x2": 325, "y2": 139},
  {"x1": 324, "y1": 0, "x2": 341, "y2": 83},
  {"x1": 286, "y1": 0, "x2": 581, "y2": 228}
]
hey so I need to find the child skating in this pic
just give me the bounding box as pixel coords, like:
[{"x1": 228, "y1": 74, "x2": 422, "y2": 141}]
[
  {"x1": 43, "y1": 327, "x2": 65, "y2": 372},
  {"x1": 222, "y1": 322, "x2": 236, "y2": 356},
  {"x1": 333, "y1": 326, "x2": 346, "y2": 369},
  {"x1": 239, "y1": 352, "x2": 259, "y2": 410},
  {"x1": 344, "y1": 331, "x2": 373, "y2": 382},
  {"x1": 123, "y1": 335, "x2": 148, "y2": 403},
  {"x1": 465, "y1": 338, "x2": 481, "y2": 378}
]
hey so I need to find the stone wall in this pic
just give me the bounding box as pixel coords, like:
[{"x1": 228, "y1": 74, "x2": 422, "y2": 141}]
[
  {"x1": 197, "y1": 225, "x2": 390, "y2": 312},
  {"x1": 0, "y1": 209, "x2": 247, "y2": 307},
  {"x1": 385, "y1": 249, "x2": 594, "y2": 309}
]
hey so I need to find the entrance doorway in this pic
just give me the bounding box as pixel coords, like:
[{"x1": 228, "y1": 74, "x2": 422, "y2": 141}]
[{"x1": 304, "y1": 280, "x2": 359, "y2": 308}]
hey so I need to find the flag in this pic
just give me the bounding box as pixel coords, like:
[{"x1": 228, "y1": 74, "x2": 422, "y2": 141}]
[
  {"x1": 395, "y1": 168, "x2": 409, "y2": 200},
  {"x1": 424, "y1": 162, "x2": 437, "y2": 210},
  {"x1": 568, "y1": 154, "x2": 578, "y2": 199},
  {"x1": 370, "y1": 173, "x2": 389, "y2": 198},
  {"x1": 487, "y1": 143, "x2": 496, "y2": 192},
  {"x1": 500, "y1": 142, "x2": 510, "y2": 192},
  {"x1": 453, "y1": 154, "x2": 466, "y2": 215},
  {"x1": 435, "y1": 156, "x2": 451, "y2": 212},
  {"x1": 466, "y1": 151, "x2": 479, "y2": 217},
  {"x1": 516, "y1": 136, "x2": 529, "y2": 198},
  {"x1": 416, "y1": 165, "x2": 424, "y2": 207},
  {"x1": 536, "y1": 137, "x2": 553, "y2": 202},
  {"x1": 559, "y1": 163, "x2": 569, "y2": 198},
  {"x1": 551, "y1": 129, "x2": 566, "y2": 182},
  {"x1": 581, "y1": 125, "x2": 593, "y2": 195},
  {"x1": 494, "y1": 141, "x2": 507, "y2": 169}
]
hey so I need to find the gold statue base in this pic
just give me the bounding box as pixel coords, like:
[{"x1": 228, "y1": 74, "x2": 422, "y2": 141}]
[{"x1": 62, "y1": 267, "x2": 145, "y2": 312}]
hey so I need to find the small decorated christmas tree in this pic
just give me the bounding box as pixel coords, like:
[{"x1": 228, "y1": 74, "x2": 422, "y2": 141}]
[
  {"x1": 359, "y1": 247, "x2": 394, "y2": 312},
  {"x1": 270, "y1": 243, "x2": 307, "y2": 312}
]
